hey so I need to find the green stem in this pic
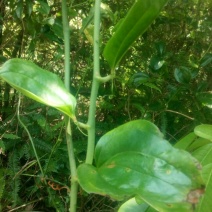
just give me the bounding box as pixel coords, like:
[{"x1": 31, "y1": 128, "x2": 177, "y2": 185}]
[
  {"x1": 17, "y1": 95, "x2": 46, "y2": 184},
  {"x1": 85, "y1": 0, "x2": 101, "y2": 164},
  {"x1": 62, "y1": 0, "x2": 70, "y2": 89},
  {"x1": 62, "y1": 1, "x2": 78, "y2": 211},
  {"x1": 65, "y1": 117, "x2": 78, "y2": 212}
]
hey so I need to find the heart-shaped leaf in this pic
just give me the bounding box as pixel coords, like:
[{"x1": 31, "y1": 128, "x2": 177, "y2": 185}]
[
  {"x1": 103, "y1": 0, "x2": 168, "y2": 70},
  {"x1": 77, "y1": 120, "x2": 204, "y2": 211},
  {"x1": 0, "y1": 59, "x2": 76, "y2": 120}
]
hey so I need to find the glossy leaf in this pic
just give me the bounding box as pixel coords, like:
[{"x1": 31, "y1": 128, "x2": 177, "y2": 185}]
[
  {"x1": 194, "y1": 124, "x2": 212, "y2": 141},
  {"x1": 103, "y1": 0, "x2": 168, "y2": 70},
  {"x1": 149, "y1": 55, "x2": 165, "y2": 72},
  {"x1": 0, "y1": 59, "x2": 76, "y2": 120},
  {"x1": 78, "y1": 120, "x2": 204, "y2": 211},
  {"x1": 174, "y1": 67, "x2": 192, "y2": 84}
]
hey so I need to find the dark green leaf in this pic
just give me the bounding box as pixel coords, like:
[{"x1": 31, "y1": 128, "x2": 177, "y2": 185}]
[
  {"x1": 26, "y1": 1, "x2": 33, "y2": 16},
  {"x1": 149, "y1": 55, "x2": 165, "y2": 72},
  {"x1": 174, "y1": 67, "x2": 192, "y2": 84},
  {"x1": 51, "y1": 18, "x2": 64, "y2": 39},
  {"x1": 196, "y1": 92, "x2": 212, "y2": 108},
  {"x1": 16, "y1": 1, "x2": 23, "y2": 19},
  {"x1": 143, "y1": 82, "x2": 161, "y2": 93},
  {"x1": 155, "y1": 41, "x2": 166, "y2": 56},
  {"x1": 0, "y1": 59, "x2": 76, "y2": 120},
  {"x1": 103, "y1": 0, "x2": 168, "y2": 70},
  {"x1": 200, "y1": 53, "x2": 212, "y2": 67},
  {"x1": 36, "y1": 0, "x2": 50, "y2": 15},
  {"x1": 0, "y1": 169, "x2": 5, "y2": 199},
  {"x1": 130, "y1": 72, "x2": 149, "y2": 87}
]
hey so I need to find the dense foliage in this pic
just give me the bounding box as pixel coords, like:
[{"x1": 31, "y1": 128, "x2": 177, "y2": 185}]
[{"x1": 0, "y1": 0, "x2": 211, "y2": 211}]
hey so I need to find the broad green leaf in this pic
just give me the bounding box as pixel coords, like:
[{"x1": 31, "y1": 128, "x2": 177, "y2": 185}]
[
  {"x1": 196, "y1": 163, "x2": 212, "y2": 212},
  {"x1": 78, "y1": 120, "x2": 204, "y2": 211},
  {"x1": 194, "y1": 124, "x2": 212, "y2": 141},
  {"x1": 103, "y1": 0, "x2": 168, "y2": 70},
  {"x1": 192, "y1": 143, "x2": 212, "y2": 166},
  {"x1": 174, "y1": 132, "x2": 197, "y2": 150},
  {"x1": 187, "y1": 137, "x2": 211, "y2": 152},
  {"x1": 77, "y1": 164, "x2": 127, "y2": 200},
  {"x1": 0, "y1": 59, "x2": 76, "y2": 120}
]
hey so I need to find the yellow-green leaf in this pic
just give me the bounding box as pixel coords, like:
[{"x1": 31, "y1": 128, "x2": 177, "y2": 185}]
[{"x1": 0, "y1": 59, "x2": 76, "y2": 120}]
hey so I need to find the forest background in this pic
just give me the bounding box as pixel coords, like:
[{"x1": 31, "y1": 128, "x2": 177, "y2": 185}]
[{"x1": 0, "y1": 0, "x2": 211, "y2": 211}]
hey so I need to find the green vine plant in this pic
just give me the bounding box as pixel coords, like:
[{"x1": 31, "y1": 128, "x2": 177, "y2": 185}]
[{"x1": 0, "y1": 0, "x2": 211, "y2": 211}]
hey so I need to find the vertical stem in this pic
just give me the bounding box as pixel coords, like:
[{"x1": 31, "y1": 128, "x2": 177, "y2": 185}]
[
  {"x1": 62, "y1": 0, "x2": 70, "y2": 89},
  {"x1": 86, "y1": 0, "x2": 101, "y2": 164},
  {"x1": 62, "y1": 1, "x2": 78, "y2": 211}
]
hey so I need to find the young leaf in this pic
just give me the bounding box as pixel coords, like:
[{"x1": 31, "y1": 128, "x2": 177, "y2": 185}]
[
  {"x1": 0, "y1": 59, "x2": 76, "y2": 120},
  {"x1": 103, "y1": 0, "x2": 168, "y2": 70},
  {"x1": 194, "y1": 124, "x2": 212, "y2": 141},
  {"x1": 78, "y1": 120, "x2": 204, "y2": 211}
]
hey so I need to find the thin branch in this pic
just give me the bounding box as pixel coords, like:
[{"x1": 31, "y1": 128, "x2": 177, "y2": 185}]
[{"x1": 165, "y1": 109, "x2": 194, "y2": 120}]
